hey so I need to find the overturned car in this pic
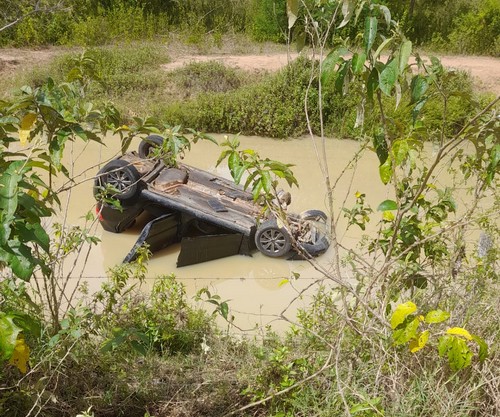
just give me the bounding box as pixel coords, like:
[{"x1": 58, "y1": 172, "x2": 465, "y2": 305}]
[{"x1": 94, "y1": 136, "x2": 330, "y2": 266}]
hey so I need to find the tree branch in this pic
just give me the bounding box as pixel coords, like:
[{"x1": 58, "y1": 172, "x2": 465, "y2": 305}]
[{"x1": 0, "y1": 1, "x2": 68, "y2": 33}]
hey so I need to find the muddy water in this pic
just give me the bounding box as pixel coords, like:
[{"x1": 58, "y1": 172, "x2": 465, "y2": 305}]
[{"x1": 54, "y1": 134, "x2": 478, "y2": 330}]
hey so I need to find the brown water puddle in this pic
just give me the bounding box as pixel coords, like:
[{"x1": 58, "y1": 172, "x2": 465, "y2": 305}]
[{"x1": 50, "y1": 134, "x2": 488, "y2": 330}]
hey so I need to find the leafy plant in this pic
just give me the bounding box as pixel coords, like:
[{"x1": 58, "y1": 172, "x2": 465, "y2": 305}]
[
  {"x1": 343, "y1": 191, "x2": 373, "y2": 230},
  {"x1": 0, "y1": 54, "x2": 119, "y2": 281},
  {"x1": 217, "y1": 134, "x2": 298, "y2": 202},
  {"x1": 196, "y1": 288, "x2": 232, "y2": 322},
  {"x1": 390, "y1": 301, "x2": 488, "y2": 371}
]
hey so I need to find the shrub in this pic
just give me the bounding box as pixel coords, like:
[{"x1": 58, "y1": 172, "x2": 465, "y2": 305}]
[
  {"x1": 168, "y1": 61, "x2": 244, "y2": 98},
  {"x1": 163, "y1": 56, "x2": 321, "y2": 138},
  {"x1": 248, "y1": 0, "x2": 287, "y2": 42},
  {"x1": 69, "y1": 4, "x2": 168, "y2": 46},
  {"x1": 448, "y1": 0, "x2": 500, "y2": 56}
]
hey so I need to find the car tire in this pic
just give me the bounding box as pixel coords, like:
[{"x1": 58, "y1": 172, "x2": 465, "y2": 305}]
[
  {"x1": 299, "y1": 209, "x2": 328, "y2": 222},
  {"x1": 255, "y1": 218, "x2": 292, "y2": 257},
  {"x1": 94, "y1": 159, "x2": 142, "y2": 203},
  {"x1": 296, "y1": 210, "x2": 329, "y2": 257},
  {"x1": 138, "y1": 135, "x2": 164, "y2": 159}
]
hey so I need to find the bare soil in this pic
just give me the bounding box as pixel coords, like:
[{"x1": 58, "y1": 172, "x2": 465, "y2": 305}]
[
  {"x1": 162, "y1": 53, "x2": 500, "y2": 96},
  {"x1": 1, "y1": 45, "x2": 499, "y2": 95}
]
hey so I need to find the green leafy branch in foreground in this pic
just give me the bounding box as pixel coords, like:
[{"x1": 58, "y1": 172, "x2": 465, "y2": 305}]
[
  {"x1": 0, "y1": 53, "x2": 120, "y2": 281},
  {"x1": 217, "y1": 135, "x2": 298, "y2": 202},
  {"x1": 391, "y1": 301, "x2": 488, "y2": 371},
  {"x1": 196, "y1": 288, "x2": 233, "y2": 323},
  {"x1": 115, "y1": 119, "x2": 218, "y2": 168}
]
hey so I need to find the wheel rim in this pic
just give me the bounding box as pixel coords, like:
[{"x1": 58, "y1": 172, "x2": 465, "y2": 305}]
[
  {"x1": 106, "y1": 169, "x2": 133, "y2": 192},
  {"x1": 259, "y1": 229, "x2": 287, "y2": 254}
]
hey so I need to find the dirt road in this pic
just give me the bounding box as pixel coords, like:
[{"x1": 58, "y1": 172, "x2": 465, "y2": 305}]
[
  {"x1": 162, "y1": 53, "x2": 500, "y2": 96},
  {"x1": 1, "y1": 47, "x2": 499, "y2": 95}
]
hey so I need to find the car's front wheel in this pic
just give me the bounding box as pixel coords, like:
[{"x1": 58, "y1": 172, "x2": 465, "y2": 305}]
[
  {"x1": 138, "y1": 135, "x2": 164, "y2": 159},
  {"x1": 255, "y1": 219, "x2": 292, "y2": 257},
  {"x1": 94, "y1": 159, "x2": 142, "y2": 203}
]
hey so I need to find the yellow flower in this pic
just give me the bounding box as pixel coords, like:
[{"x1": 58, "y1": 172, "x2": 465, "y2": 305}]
[{"x1": 9, "y1": 336, "x2": 30, "y2": 374}]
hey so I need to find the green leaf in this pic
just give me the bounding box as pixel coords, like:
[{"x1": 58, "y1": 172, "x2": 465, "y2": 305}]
[
  {"x1": 377, "y1": 200, "x2": 397, "y2": 211},
  {"x1": 130, "y1": 340, "x2": 147, "y2": 356},
  {"x1": 0, "y1": 313, "x2": 21, "y2": 360},
  {"x1": 261, "y1": 171, "x2": 272, "y2": 194},
  {"x1": 338, "y1": 0, "x2": 355, "y2": 29},
  {"x1": 0, "y1": 161, "x2": 25, "y2": 217},
  {"x1": 412, "y1": 98, "x2": 427, "y2": 124},
  {"x1": 0, "y1": 116, "x2": 19, "y2": 124},
  {"x1": 364, "y1": 16, "x2": 378, "y2": 54},
  {"x1": 379, "y1": 156, "x2": 393, "y2": 185},
  {"x1": 448, "y1": 336, "x2": 472, "y2": 371},
  {"x1": 216, "y1": 149, "x2": 231, "y2": 167},
  {"x1": 21, "y1": 222, "x2": 50, "y2": 253},
  {"x1": 372, "y1": 131, "x2": 387, "y2": 164},
  {"x1": 334, "y1": 60, "x2": 350, "y2": 94},
  {"x1": 286, "y1": 0, "x2": 299, "y2": 29},
  {"x1": 438, "y1": 334, "x2": 452, "y2": 357},
  {"x1": 379, "y1": 5, "x2": 391, "y2": 27},
  {"x1": 352, "y1": 52, "x2": 366, "y2": 75},
  {"x1": 366, "y1": 68, "x2": 379, "y2": 104},
  {"x1": 393, "y1": 317, "x2": 419, "y2": 345},
  {"x1": 219, "y1": 302, "x2": 229, "y2": 320},
  {"x1": 447, "y1": 327, "x2": 472, "y2": 340},
  {"x1": 252, "y1": 179, "x2": 263, "y2": 201},
  {"x1": 379, "y1": 58, "x2": 398, "y2": 96},
  {"x1": 392, "y1": 139, "x2": 410, "y2": 165},
  {"x1": 471, "y1": 335, "x2": 488, "y2": 362},
  {"x1": 321, "y1": 48, "x2": 348, "y2": 86},
  {"x1": 391, "y1": 301, "x2": 417, "y2": 329},
  {"x1": 399, "y1": 40, "x2": 412, "y2": 74},
  {"x1": 373, "y1": 37, "x2": 392, "y2": 62},
  {"x1": 243, "y1": 171, "x2": 259, "y2": 191},
  {"x1": 8, "y1": 240, "x2": 36, "y2": 280},
  {"x1": 410, "y1": 75, "x2": 428, "y2": 104},
  {"x1": 49, "y1": 135, "x2": 68, "y2": 171},
  {"x1": 409, "y1": 330, "x2": 429, "y2": 353},
  {"x1": 232, "y1": 164, "x2": 247, "y2": 185},
  {"x1": 424, "y1": 309, "x2": 450, "y2": 324},
  {"x1": 228, "y1": 151, "x2": 241, "y2": 172}
]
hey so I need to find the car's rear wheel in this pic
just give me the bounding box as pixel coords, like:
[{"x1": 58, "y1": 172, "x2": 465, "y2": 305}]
[
  {"x1": 296, "y1": 209, "x2": 329, "y2": 257},
  {"x1": 255, "y1": 219, "x2": 292, "y2": 257},
  {"x1": 138, "y1": 135, "x2": 164, "y2": 159},
  {"x1": 94, "y1": 159, "x2": 142, "y2": 203},
  {"x1": 299, "y1": 209, "x2": 328, "y2": 222}
]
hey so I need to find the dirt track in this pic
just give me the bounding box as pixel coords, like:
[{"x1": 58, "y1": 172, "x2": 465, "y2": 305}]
[
  {"x1": 162, "y1": 53, "x2": 500, "y2": 96},
  {"x1": 1, "y1": 47, "x2": 499, "y2": 95}
]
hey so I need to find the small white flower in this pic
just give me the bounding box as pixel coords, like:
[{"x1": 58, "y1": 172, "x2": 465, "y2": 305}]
[{"x1": 201, "y1": 335, "x2": 211, "y2": 354}]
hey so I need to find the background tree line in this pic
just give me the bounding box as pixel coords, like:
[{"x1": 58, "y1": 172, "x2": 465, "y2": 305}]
[{"x1": 0, "y1": 0, "x2": 499, "y2": 55}]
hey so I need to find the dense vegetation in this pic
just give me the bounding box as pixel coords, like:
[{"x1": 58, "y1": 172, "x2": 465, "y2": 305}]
[
  {"x1": 1, "y1": 43, "x2": 482, "y2": 139},
  {"x1": 1, "y1": 0, "x2": 499, "y2": 55},
  {"x1": 1, "y1": 1, "x2": 499, "y2": 417}
]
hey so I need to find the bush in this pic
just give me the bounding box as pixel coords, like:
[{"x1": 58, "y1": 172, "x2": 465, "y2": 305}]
[
  {"x1": 168, "y1": 61, "x2": 244, "y2": 99},
  {"x1": 163, "y1": 57, "x2": 321, "y2": 138},
  {"x1": 448, "y1": 0, "x2": 500, "y2": 56},
  {"x1": 248, "y1": 0, "x2": 287, "y2": 42},
  {"x1": 69, "y1": 4, "x2": 168, "y2": 46}
]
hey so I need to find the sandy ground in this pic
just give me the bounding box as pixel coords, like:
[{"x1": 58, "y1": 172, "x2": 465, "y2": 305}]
[
  {"x1": 162, "y1": 53, "x2": 500, "y2": 96},
  {"x1": 1, "y1": 47, "x2": 499, "y2": 95}
]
